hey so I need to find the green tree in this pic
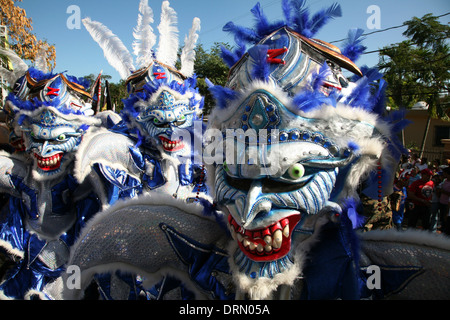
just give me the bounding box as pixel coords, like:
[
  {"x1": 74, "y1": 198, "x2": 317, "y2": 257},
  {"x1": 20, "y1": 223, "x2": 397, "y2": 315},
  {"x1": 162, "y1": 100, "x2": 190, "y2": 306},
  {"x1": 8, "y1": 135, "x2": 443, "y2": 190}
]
[
  {"x1": 108, "y1": 80, "x2": 128, "y2": 113},
  {"x1": 378, "y1": 13, "x2": 450, "y2": 156},
  {"x1": 378, "y1": 14, "x2": 450, "y2": 117},
  {"x1": 194, "y1": 42, "x2": 231, "y2": 115}
]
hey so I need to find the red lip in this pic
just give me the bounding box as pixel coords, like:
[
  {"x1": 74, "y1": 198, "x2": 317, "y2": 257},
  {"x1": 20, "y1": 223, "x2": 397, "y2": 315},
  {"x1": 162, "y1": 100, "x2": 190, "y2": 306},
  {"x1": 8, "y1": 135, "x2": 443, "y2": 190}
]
[
  {"x1": 228, "y1": 214, "x2": 301, "y2": 262},
  {"x1": 34, "y1": 153, "x2": 63, "y2": 171},
  {"x1": 159, "y1": 136, "x2": 184, "y2": 152},
  {"x1": 10, "y1": 138, "x2": 25, "y2": 152}
]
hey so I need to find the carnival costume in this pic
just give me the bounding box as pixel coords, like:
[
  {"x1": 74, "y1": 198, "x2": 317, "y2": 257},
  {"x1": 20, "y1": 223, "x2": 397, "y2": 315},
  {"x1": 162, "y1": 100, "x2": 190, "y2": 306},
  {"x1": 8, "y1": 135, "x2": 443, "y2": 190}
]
[
  {"x1": 0, "y1": 47, "x2": 112, "y2": 299},
  {"x1": 73, "y1": 0, "x2": 210, "y2": 299},
  {"x1": 78, "y1": 0, "x2": 206, "y2": 206},
  {"x1": 60, "y1": 1, "x2": 449, "y2": 300}
]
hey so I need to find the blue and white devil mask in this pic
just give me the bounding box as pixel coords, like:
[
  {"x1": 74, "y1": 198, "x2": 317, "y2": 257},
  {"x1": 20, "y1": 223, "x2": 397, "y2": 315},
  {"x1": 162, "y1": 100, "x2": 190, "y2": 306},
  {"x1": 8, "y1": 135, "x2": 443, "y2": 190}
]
[
  {"x1": 16, "y1": 72, "x2": 101, "y2": 180},
  {"x1": 206, "y1": 1, "x2": 406, "y2": 298},
  {"x1": 123, "y1": 66, "x2": 203, "y2": 159},
  {"x1": 83, "y1": 0, "x2": 203, "y2": 159}
]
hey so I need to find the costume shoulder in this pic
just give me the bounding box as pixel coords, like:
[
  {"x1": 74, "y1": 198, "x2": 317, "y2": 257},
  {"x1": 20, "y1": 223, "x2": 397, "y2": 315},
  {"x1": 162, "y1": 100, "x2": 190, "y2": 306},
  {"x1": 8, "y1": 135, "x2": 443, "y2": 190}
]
[
  {"x1": 359, "y1": 229, "x2": 450, "y2": 299},
  {"x1": 60, "y1": 194, "x2": 228, "y2": 300},
  {"x1": 0, "y1": 150, "x2": 28, "y2": 197},
  {"x1": 74, "y1": 127, "x2": 143, "y2": 184}
]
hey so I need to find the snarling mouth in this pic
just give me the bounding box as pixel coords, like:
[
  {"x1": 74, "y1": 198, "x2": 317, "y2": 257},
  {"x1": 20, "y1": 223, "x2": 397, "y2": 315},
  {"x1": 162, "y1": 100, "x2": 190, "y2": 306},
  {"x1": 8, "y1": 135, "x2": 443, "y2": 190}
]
[
  {"x1": 34, "y1": 152, "x2": 63, "y2": 171},
  {"x1": 10, "y1": 138, "x2": 25, "y2": 152},
  {"x1": 228, "y1": 214, "x2": 301, "y2": 262},
  {"x1": 159, "y1": 136, "x2": 184, "y2": 152}
]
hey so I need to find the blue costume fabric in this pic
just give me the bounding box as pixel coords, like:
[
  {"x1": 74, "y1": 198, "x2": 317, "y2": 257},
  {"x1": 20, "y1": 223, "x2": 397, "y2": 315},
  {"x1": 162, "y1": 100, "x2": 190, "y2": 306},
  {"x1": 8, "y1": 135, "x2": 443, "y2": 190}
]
[
  {"x1": 0, "y1": 66, "x2": 105, "y2": 299},
  {"x1": 2, "y1": 0, "x2": 450, "y2": 301}
]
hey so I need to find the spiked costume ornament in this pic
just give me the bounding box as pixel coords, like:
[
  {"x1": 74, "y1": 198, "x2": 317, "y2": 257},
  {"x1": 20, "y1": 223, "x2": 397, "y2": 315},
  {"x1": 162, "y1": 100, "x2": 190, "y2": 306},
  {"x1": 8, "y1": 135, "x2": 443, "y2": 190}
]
[
  {"x1": 56, "y1": 1, "x2": 449, "y2": 301},
  {"x1": 0, "y1": 48, "x2": 110, "y2": 299},
  {"x1": 78, "y1": 0, "x2": 206, "y2": 204}
]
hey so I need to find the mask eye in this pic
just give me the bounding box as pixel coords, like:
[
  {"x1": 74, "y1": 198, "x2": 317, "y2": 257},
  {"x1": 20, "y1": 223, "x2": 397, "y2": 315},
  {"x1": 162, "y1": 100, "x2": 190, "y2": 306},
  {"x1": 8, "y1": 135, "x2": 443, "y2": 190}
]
[
  {"x1": 152, "y1": 117, "x2": 170, "y2": 128},
  {"x1": 57, "y1": 134, "x2": 66, "y2": 141},
  {"x1": 173, "y1": 115, "x2": 187, "y2": 127},
  {"x1": 287, "y1": 163, "x2": 305, "y2": 180}
]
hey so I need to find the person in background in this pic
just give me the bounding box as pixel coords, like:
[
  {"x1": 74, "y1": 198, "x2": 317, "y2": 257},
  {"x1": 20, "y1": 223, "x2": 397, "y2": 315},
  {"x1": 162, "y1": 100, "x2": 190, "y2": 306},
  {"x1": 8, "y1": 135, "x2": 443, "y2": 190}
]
[
  {"x1": 410, "y1": 153, "x2": 421, "y2": 167},
  {"x1": 416, "y1": 157, "x2": 428, "y2": 171},
  {"x1": 400, "y1": 154, "x2": 412, "y2": 170},
  {"x1": 390, "y1": 176, "x2": 408, "y2": 230},
  {"x1": 407, "y1": 166, "x2": 421, "y2": 186},
  {"x1": 430, "y1": 159, "x2": 441, "y2": 174},
  {"x1": 436, "y1": 167, "x2": 450, "y2": 234},
  {"x1": 407, "y1": 168, "x2": 435, "y2": 230},
  {"x1": 430, "y1": 173, "x2": 443, "y2": 232}
]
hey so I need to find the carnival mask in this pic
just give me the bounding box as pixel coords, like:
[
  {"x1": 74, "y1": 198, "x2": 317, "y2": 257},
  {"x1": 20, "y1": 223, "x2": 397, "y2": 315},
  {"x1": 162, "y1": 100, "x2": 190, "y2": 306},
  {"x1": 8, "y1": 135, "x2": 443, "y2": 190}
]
[
  {"x1": 124, "y1": 62, "x2": 203, "y2": 158},
  {"x1": 207, "y1": 3, "x2": 402, "y2": 282},
  {"x1": 135, "y1": 88, "x2": 196, "y2": 155},
  {"x1": 18, "y1": 73, "x2": 99, "y2": 180}
]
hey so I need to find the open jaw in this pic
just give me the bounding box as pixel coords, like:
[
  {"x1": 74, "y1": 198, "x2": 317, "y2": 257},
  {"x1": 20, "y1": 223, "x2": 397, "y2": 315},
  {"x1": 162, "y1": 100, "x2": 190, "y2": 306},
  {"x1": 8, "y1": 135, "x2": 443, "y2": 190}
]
[
  {"x1": 228, "y1": 214, "x2": 301, "y2": 262},
  {"x1": 158, "y1": 135, "x2": 184, "y2": 152},
  {"x1": 34, "y1": 152, "x2": 63, "y2": 171},
  {"x1": 10, "y1": 138, "x2": 25, "y2": 152}
]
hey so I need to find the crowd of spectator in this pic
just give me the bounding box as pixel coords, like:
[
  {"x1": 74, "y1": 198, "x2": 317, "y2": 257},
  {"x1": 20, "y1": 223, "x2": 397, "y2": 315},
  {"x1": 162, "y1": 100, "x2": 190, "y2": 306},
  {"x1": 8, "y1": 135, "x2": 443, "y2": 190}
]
[{"x1": 371, "y1": 152, "x2": 450, "y2": 235}]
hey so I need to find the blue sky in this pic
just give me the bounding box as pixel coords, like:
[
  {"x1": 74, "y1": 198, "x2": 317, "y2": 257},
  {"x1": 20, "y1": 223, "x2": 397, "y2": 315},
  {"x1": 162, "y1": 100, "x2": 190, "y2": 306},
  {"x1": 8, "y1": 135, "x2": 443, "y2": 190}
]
[{"x1": 15, "y1": 0, "x2": 450, "y2": 83}]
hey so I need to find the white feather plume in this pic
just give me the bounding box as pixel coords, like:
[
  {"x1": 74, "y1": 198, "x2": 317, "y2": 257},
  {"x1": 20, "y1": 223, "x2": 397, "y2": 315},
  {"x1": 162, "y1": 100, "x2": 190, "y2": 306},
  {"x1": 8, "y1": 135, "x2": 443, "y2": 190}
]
[
  {"x1": 82, "y1": 17, "x2": 135, "y2": 80},
  {"x1": 180, "y1": 17, "x2": 201, "y2": 77},
  {"x1": 132, "y1": 0, "x2": 156, "y2": 68},
  {"x1": 35, "y1": 44, "x2": 49, "y2": 73},
  {"x1": 156, "y1": 1, "x2": 179, "y2": 67},
  {"x1": 0, "y1": 47, "x2": 29, "y2": 85}
]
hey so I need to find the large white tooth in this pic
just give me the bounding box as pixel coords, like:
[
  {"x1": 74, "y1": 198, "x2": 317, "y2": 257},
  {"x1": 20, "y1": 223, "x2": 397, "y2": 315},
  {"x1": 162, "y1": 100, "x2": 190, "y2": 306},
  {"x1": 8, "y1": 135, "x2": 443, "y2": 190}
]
[
  {"x1": 249, "y1": 242, "x2": 257, "y2": 250},
  {"x1": 232, "y1": 230, "x2": 238, "y2": 241},
  {"x1": 264, "y1": 244, "x2": 272, "y2": 252},
  {"x1": 273, "y1": 230, "x2": 283, "y2": 249},
  {"x1": 243, "y1": 238, "x2": 250, "y2": 248},
  {"x1": 264, "y1": 235, "x2": 272, "y2": 246},
  {"x1": 237, "y1": 233, "x2": 244, "y2": 242},
  {"x1": 283, "y1": 225, "x2": 289, "y2": 238},
  {"x1": 257, "y1": 243, "x2": 264, "y2": 252}
]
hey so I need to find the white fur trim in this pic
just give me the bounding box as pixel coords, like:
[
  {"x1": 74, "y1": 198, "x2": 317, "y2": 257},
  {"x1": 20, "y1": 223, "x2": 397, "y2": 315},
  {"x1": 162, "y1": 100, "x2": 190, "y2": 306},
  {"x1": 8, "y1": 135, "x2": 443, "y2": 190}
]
[
  {"x1": 358, "y1": 229, "x2": 450, "y2": 251},
  {"x1": 226, "y1": 242, "x2": 302, "y2": 300},
  {"x1": 0, "y1": 239, "x2": 24, "y2": 260}
]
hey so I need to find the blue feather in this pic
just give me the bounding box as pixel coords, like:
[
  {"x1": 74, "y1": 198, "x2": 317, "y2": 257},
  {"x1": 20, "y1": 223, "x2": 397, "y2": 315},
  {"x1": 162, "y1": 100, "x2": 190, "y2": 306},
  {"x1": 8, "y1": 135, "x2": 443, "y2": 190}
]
[
  {"x1": 222, "y1": 21, "x2": 259, "y2": 44},
  {"x1": 65, "y1": 74, "x2": 91, "y2": 90},
  {"x1": 27, "y1": 67, "x2": 55, "y2": 82},
  {"x1": 248, "y1": 45, "x2": 271, "y2": 81},
  {"x1": 347, "y1": 141, "x2": 360, "y2": 152},
  {"x1": 341, "y1": 198, "x2": 365, "y2": 229},
  {"x1": 307, "y1": 3, "x2": 342, "y2": 37},
  {"x1": 341, "y1": 28, "x2": 367, "y2": 62},
  {"x1": 289, "y1": 0, "x2": 308, "y2": 32},
  {"x1": 207, "y1": 83, "x2": 239, "y2": 110},
  {"x1": 312, "y1": 62, "x2": 332, "y2": 91},
  {"x1": 220, "y1": 45, "x2": 240, "y2": 68},
  {"x1": 293, "y1": 90, "x2": 334, "y2": 113},
  {"x1": 251, "y1": 3, "x2": 271, "y2": 37},
  {"x1": 282, "y1": 0, "x2": 295, "y2": 26},
  {"x1": 344, "y1": 67, "x2": 384, "y2": 110},
  {"x1": 79, "y1": 124, "x2": 90, "y2": 132}
]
